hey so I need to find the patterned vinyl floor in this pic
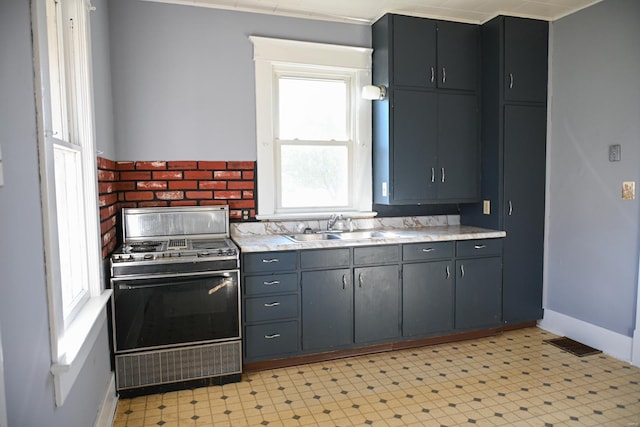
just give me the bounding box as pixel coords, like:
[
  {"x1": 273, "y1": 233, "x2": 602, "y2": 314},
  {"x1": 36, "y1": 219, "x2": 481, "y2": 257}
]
[{"x1": 113, "y1": 327, "x2": 640, "y2": 426}]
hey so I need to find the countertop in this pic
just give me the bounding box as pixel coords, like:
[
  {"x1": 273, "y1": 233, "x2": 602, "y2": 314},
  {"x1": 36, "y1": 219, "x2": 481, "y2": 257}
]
[{"x1": 231, "y1": 225, "x2": 505, "y2": 253}]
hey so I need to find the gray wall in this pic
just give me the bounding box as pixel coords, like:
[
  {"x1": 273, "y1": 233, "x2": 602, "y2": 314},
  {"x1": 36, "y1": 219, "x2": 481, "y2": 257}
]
[
  {"x1": 109, "y1": 0, "x2": 370, "y2": 161},
  {"x1": 0, "y1": 0, "x2": 113, "y2": 425},
  {"x1": 547, "y1": 0, "x2": 640, "y2": 336}
]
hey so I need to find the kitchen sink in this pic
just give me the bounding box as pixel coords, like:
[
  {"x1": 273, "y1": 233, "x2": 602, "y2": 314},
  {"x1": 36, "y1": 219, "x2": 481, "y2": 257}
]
[{"x1": 284, "y1": 230, "x2": 388, "y2": 242}]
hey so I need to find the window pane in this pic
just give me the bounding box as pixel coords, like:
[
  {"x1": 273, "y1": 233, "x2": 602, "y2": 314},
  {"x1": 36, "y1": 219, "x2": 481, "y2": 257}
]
[
  {"x1": 278, "y1": 77, "x2": 348, "y2": 141},
  {"x1": 280, "y1": 145, "x2": 349, "y2": 208},
  {"x1": 53, "y1": 144, "x2": 88, "y2": 320}
]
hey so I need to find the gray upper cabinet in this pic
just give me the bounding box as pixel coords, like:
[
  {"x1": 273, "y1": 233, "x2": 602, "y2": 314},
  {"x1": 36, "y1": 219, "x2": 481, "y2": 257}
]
[
  {"x1": 391, "y1": 15, "x2": 479, "y2": 91},
  {"x1": 504, "y1": 17, "x2": 548, "y2": 103},
  {"x1": 373, "y1": 13, "x2": 481, "y2": 205}
]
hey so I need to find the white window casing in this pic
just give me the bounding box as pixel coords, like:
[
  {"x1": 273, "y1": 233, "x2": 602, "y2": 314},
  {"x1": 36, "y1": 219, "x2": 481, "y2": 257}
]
[
  {"x1": 32, "y1": 0, "x2": 112, "y2": 407},
  {"x1": 250, "y1": 36, "x2": 374, "y2": 220}
]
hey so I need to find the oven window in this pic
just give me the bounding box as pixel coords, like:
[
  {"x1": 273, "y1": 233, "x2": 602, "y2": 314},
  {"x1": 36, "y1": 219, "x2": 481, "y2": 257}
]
[{"x1": 113, "y1": 271, "x2": 240, "y2": 352}]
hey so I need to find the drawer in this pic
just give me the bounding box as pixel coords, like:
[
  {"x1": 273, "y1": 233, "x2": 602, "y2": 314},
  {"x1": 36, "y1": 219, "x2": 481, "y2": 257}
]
[
  {"x1": 245, "y1": 321, "x2": 298, "y2": 359},
  {"x1": 300, "y1": 248, "x2": 350, "y2": 269},
  {"x1": 244, "y1": 273, "x2": 298, "y2": 296},
  {"x1": 354, "y1": 245, "x2": 399, "y2": 265},
  {"x1": 402, "y1": 241, "x2": 453, "y2": 261},
  {"x1": 456, "y1": 239, "x2": 503, "y2": 258},
  {"x1": 243, "y1": 251, "x2": 297, "y2": 273},
  {"x1": 245, "y1": 294, "x2": 298, "y2": 323}
]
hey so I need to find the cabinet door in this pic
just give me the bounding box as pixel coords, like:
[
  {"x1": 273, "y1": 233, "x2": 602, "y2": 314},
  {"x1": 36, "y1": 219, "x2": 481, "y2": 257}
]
[
  {"x1": 393, "y1": 15, "x2": 436, "y2": 88},
  {"x1": 437, "y1": 92, "x2": 479, "y2": 201},
  {"x1": 437, "y1": 21, "x2": 479, "y2": 91},
  {"x1": 301, "y1": 269, "x2": 352, "y2": 351},
  {"x1": 354, "y1": 265, "x2": 400, "y2": 343},
  {"x1": 503, "y1": 105, "x2": 546, "y2": 323},
  {"x1": 402, "y1": 261, "x2": 454, "y2": 337},
  {"x1": 392, "y1": 89, "x2": 438, "y2": 202},
  {"x1": 504, "y1": 17, "x2": 548, "y2": 103},
  {"x1": 455, "y1": 257, "x2": 502, "y2": 330}
]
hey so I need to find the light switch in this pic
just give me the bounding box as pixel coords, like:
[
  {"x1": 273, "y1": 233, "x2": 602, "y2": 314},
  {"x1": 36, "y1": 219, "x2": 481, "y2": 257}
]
[
  {"x1": 622, "y1": 181, "x2": 635, "y2": 200},
  {"x1": 381, "y1": 182, "x2": 388, "y2": 197},
  {"x1": 483, "y1": 199, "x2": 491, "y2": 215},
  {"x1": 609, "y1": 144, "x2": 621, "y2": 161}
]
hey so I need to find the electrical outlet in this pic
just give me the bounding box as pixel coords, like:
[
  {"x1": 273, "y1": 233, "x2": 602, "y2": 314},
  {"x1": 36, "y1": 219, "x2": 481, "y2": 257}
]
[
  {"x1": 622, "y1": 181, "x2": 635, "y2": 200},
  {"x1": 609, "y1": 144, "x2": 621, "y2": 161},
  {"x1": 483, "y1": 200, "x2": 491, "y2": 215},
  {"x1": 242, "y1": 209, "x2": 249, "y2": 220}
]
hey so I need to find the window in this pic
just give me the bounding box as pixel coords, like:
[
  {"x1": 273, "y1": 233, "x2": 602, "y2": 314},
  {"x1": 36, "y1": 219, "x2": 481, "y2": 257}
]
[
  {"x1": 34, "y1": 0, "x2": 111, "y2": 406},
  {"x1": 251, "y1": 36, "x2": 373, "y2": 219}
]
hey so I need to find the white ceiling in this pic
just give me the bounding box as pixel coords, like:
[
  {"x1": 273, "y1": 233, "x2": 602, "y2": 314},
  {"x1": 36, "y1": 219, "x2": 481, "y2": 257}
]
[{"x1": 143, "y1": 0, "x2": 602, "y2": 24}]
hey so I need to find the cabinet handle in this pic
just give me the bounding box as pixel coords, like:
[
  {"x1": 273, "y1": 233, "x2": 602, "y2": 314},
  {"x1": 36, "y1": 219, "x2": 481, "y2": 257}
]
[
  {"x1": 264, "y1": 333, "x2": 281, "y2": 339},
  {"x1": 263, "y1": 302, "x2": 281, "y2": 307},
  {"x1": 442, "y1": 67, "x2": 446, "y2": 84},
  {"x1": 263, "y1": 280, "x2": 280, "y2": 286},
  {"x1": 431, "y1": 167, "x2": 435, "y2": 183},
  {"x1": 430, "y1": 66, "x2": 435, "y2": 83},
  {"x1": 508, "y1": 200, "x2": 513, "y2": 216},
  {"x1": 358, "y1": 273, "x2": 364, "y2": 288},
  {"x1": 342, "y1": 274, "x2": 347, "y2": 290},
  {"x1": 421, "y1": 248, "x2": 434, "y2": 253},
  {"x1": 446, "y1": 265, "x2": 450, "y2": 279},
  {"x1": 460, "y1": 264, "x2": 465, "y2": 278},
  {"x1": 474, "y1": 245, "x2": 486, "y2": 249},
  {"x1": 441, "y1": 167, "x2": 445, "y2": 183},
  {"x1": 262, "y1": 258, "x2": 279, "y2": 264},
  {"x1": 509, "y1": 73, "x2": 514, "y2": 89}
]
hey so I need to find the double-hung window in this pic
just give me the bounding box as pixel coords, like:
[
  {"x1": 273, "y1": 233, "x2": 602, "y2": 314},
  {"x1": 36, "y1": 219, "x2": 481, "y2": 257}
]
[
  {"x1": 251, "y1": 37, "x2": 373, "y2": 219},
  {"x1": 34, "y1": 0, "x2": 111, "y2": 406}
]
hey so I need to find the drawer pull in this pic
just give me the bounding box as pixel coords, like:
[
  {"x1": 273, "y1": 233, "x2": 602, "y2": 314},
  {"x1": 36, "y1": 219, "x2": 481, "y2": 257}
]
[
  {"x1": 262, "y1": 258, "x2": 279, "y2": 263},
  {"x1": 263, "y1": 280, "x2": 280, "y2": 286},
  {"x1": 421, "y1": 248, "x2": 434, "y2": 253},
  {"x1": 263, "y1": 302, "x2": 281, "y2": 308},
  {"x1": 430, "y1": 66, "x2": 435, "y2": 83},
  {"x1": 264, "y1": 333, "x2": 280, "y2": 339},
  {"x1": 474, "y1": 245, "x2": 486, "y2": 249}
]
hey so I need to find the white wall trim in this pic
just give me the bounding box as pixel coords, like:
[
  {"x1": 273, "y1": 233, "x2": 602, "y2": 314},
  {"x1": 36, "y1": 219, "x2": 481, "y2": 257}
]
[
  {"x1": 539, "y1": 309, "x2": 633, "y2": 363},
  {"x1": 0, "y1": 326, "x2": 8, "y2": 427},
  {"x1": 94, "y1": 373, "x2": 117, "y2": 427}
]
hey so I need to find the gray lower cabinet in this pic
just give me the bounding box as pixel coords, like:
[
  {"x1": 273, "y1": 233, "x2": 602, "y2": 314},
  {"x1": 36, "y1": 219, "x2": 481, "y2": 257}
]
[
  {"x1": 454, "y1": 240, "x2": 503, "y2": 330},
  {"x1": 243, "y1": 251, "x2": 299, "y2": 362},
  {"x1": 354, "y1": 265, "x2": 400, "y2": 343},
  {"x1": 301, "y1": 268, "x2": 353, "y2": 351},
  {"x1": 402, "y1": 260, "x2": 454, "y2": 337}
]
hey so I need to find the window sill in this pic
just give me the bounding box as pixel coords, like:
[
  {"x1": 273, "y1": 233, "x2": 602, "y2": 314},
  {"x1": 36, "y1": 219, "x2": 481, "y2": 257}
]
[{"x1": 50, "y1": 289, "x2": 112, "y2": 407}]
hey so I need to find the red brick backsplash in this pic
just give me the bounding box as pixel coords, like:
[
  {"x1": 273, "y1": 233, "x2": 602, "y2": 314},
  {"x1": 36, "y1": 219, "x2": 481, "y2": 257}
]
[
  {"x1": 97, "y1": 157, "x2": 257, "y2": 258},
  {"x1": 97, "y1": 157, "x2": 119, "y2": 259}
]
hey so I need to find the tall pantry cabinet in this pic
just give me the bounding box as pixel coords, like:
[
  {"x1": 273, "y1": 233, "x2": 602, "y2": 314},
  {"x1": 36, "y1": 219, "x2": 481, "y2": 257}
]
[{"x1": 461, "y1": 16, "x2": 548, "y2": 325}]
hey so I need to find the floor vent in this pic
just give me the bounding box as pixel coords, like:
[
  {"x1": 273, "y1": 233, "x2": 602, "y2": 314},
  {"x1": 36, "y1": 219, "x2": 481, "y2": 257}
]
[
  {"x1": 116, "y1": 341, "x2": 242, "y2": 390},
  {"x1": 544, "y1": 337, "x2": 601, "y2": 357}
]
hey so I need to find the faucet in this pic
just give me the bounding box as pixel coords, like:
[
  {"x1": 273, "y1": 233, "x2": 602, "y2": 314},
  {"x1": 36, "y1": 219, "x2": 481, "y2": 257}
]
[{"x1": 327, "y1": 214, "x2": 342, "y2": 231}]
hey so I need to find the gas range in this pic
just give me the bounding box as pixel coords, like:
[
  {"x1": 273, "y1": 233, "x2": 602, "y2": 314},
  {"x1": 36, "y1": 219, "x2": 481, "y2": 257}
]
[{"x1": 110, "y1": 206, "x2": 239, "y2": 277}]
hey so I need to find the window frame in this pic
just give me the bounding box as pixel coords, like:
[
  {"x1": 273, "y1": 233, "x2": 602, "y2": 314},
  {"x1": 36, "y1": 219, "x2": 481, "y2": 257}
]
[
  {"x1": 250, "y1": 36, "x2": 374, "y2": 220},
  {"x1": 32, "y1": 0, "x2": 112, "y2": 407}
]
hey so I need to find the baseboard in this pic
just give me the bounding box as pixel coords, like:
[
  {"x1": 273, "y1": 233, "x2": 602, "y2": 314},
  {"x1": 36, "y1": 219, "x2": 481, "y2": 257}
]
[
  {"x1": 538, "y1": 309, "x2": 633, "y2": 363},
  {"x1": 94, "y1": 373, "x2": 117, "y2": 427}
]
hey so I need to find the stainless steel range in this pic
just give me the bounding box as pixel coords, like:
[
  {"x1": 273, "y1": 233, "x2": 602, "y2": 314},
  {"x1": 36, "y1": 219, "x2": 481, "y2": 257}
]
[{"x1": 110, "y1": 205, "x2": 241, "y2": 395}]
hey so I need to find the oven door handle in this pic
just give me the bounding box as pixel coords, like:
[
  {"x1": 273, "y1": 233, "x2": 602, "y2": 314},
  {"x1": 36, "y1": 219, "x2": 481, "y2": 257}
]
[{"x1": 117, "y1": 277, "x2": 234, "y2": 292}]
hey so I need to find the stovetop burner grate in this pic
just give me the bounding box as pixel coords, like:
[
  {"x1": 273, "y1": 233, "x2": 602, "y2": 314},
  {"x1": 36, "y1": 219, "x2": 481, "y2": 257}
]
[{"x1": 168, "y1": 238, "x2": 187, "y2": 250}]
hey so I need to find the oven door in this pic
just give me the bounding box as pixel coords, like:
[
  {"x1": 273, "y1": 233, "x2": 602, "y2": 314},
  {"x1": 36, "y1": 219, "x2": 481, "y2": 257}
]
[{"x1": 111, "y1": 269, "x2": 240, "y2": 353}]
